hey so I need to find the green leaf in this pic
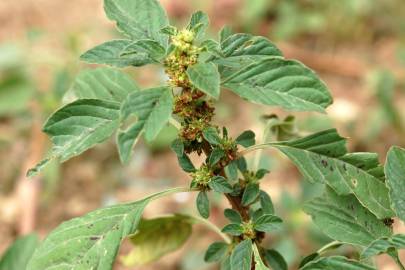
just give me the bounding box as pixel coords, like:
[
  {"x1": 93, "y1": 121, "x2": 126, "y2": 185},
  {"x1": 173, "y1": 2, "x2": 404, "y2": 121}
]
[
  {"x1": 104, "y1": 0, "x2": 169, "y2": 47},
  {"x1": 80, "y1": 40, "x2": 154, "y2": 68},
  {"x1": 178, "y1": 154, "x2": 196, "y2": 173},
  {"x1": 260, "y1": 191, "x2": 275, "y2": 215},
  {"x1": 160, "y1": 25, "x2": 177, "y2": 36},
  {"x1": 117, "y1": 121, "x2": 144, "y2": 163},
  {"x1": 209, "y1": 148, "x2": 225, "y2": 166},
  {"x1": 27, "y1": 187, "x2": 191, "y2": 270},
  {"x1": 170, "y1": 138, "x2": 184, "y2": 157},
  {"x1": 209, "y1": 176, "x2": 233, "y2": 193},
  {"x1": 256, "y1": 169, "x2": 270, "y2": 179},
  {"x1": 202, "y1": 127, "x2": 222, "y2": 145},
  {"x1": 222, "y1": 58, "x2": 332, "y2": 112},
  {"x1": 201, "y1": 39, "x2": 222, "y2": 58},
  {"x1": 186, "y1": 11, "x2": 209, "y2": 39},
  {"x1": 385, "y1": 146, "x2": 405, "y2": 222},
  {"x1": 204, "y1": 242, "x2": 229, "y2": 263},
  {"x1": 224, "y1": 209, "x2": 243, "y2": 224},
  {"x1": 221, "y1": 255, "x2": 232, "y2": 270},
  {"x1": 303, "y1": 187, "x2": 392, "y2": 247},
  {"x1": 222, "y1": 223, "x2": 244, "y2": 236},
  {"x1": 120, "y1": 39, "x2": 166, "y2": 61},
  {"x1": 230, "y1": 239, "x2": 252, "y2": 270},
  {"x1": 361, "y1": 234, "x2": 405, "y2": 259},
  {"x1": 215, "y1": 33, "x2": 283, "y2": 78},
  {"x1": 254, "y1": 214, "x2": 283, "y2": 233},
  {"x1": 299, "y1": 253, "x2": 320, "y2": 268},
  {"x1": 242, "y1": 183, "x2": 260, "y2": 206},
  {"x1": 270, "y1": 129, "x2": 394, "y2": 219},
  {"x1": 186, "y1": 62, "x2": 220, "y2": 99},
  {"x1": 197, "y1": 191, "x2": 210, "y2": 218},
  {"x1": 28, "y1": 99, "x2": 120, "y2": 176},
  {"x1": 121, "y1": 215, "x2": 192, "y2": 266},
  {"x1": 121, "y1": 86, "x2": 173, "y2": 143},
  {"x1": 252, "y1": 244, "x2": 270, "y2": 270},
  {"x1": 300, "y1": 256, "x2": 376, "y2": 270},
  {"x1": 264, "y1": 249, "x2": 288, "y2": 270},
  {"x1": 66, "y1": 67, "x2": 139, "y2": 102},
  {"x1": 0, "y1": 234, "x2": 38, "y2": 270},
  {"x1": 235, "y1": 130, "x2": 255, "y2": 147},
  {"x1": 219, "y1": 26, "x2": 233, "y2": 43},
  {"x1": 225, "y1": 161, "x2": 238, "y2": 181}
]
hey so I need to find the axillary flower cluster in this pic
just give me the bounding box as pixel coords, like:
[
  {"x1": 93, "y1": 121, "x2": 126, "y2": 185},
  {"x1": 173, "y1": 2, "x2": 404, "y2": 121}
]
[{"x1": 164, "y1": 29, "x2": 215, "y2": 153}]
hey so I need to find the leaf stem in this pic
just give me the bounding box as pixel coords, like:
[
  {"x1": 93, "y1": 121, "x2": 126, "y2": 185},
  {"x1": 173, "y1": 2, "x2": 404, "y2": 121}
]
[
  {"x1": 189, "y1": 214, "x2": 232, "y2": 244},
  {"x1": 148, "y1": 186, "x2": 198, "y2": 201},
  {"x1": 317, "y1": 240, "x2": 342, "y2": 254},
  {"x1": 238, "y1": 143, "x2": 272, "y2": 157},
  {"x1": 169, "y1": 117, "x2": 181, "y2": 130}
]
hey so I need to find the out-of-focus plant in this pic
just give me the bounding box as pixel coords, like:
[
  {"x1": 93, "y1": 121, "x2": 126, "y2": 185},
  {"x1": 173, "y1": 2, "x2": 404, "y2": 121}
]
[{"x1": 1, "y1": 1, "x2": 405, "y2": 270}]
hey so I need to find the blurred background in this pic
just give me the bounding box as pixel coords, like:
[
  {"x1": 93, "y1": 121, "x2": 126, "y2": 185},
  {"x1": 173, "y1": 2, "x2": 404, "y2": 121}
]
[{"x1": 1, "y1": 0, "x2": 405, "y2": 269}]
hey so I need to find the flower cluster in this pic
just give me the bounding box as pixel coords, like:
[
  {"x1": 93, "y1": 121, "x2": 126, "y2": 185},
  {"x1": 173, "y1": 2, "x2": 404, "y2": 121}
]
[{"x1": 164, "y1": 29, "x2": 201, "y2": 88}]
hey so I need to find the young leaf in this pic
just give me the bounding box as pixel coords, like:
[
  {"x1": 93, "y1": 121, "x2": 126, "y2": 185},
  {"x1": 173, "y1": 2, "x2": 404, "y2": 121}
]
[
  {"x1": 80, "y1": 40, "x2": 153, "y2": 68},
  {"x1": 121, "y1": 215, "x2": 192, "y2": 266},
  {"x1": 253, "y1": 214, "x2": 283, "y2": 233},
  {"x1": 224, "y1": 208, "x2": 243, "y2": 224},
  {"x1": 204, "y1": 242, "x2": 229, "y2": 262},
  {"x1": 104, "y1": 0, "x2": 169, "y2": 47},
  {"x1": 252, "y1": 244, "x2": 270, "y2": 270},
  {"x1": 303, "y1": 187, "x2": 392, "y2": 247},
  {"x1": 201, "y1": 39, "x2": 222, "y2": 58},
  {"x1": 270, "y1": 129, "x2": 394, "y2": 219},
  {"x1": 209, "y1": 176, "x2": 233, "y2": 193},
  {"x1": 202, "y1": 127, "x2": 222, "y2": 145},
  {"x1": 256, "y1": 169, "x2": 270, "y2": 179},
  {"x1": 299, "y1": 253, "x2": 320, "y2": 268},
  {"x1": 186, "y1": 62, "x2": 220, "y2": 99},
  {"x1": 385, "y1": 146, "x2": 405, "y2": 222},
  {"x1": 225, "y1": 161, "x2": 238, "y2": 181},
  {"x1": 28, "y1": 99, "x2": 120, "y2": 176},
  {"x1": 0, "y1": 234, "x2": 38, "y2": 270},
  {"x1": 264, "y1": 249, "x2": 288, "y2": 270},
  {"x1": 117, "y1": 121, "x2": 144, "y2": 163},
  {"x1": 121, "y1": 86, "x2": 173, "y2": 142},
  {"x1": 177, "y1": 154, "x2": 196, "y2": 173},
  {"x1": 242, "y1": 183, "x2": 260, "y2": 206},
  {"x1": 219, "y1": 26, "x2": 233, "y2": 43},
  {"x1": 196, "y1": 191, "x2": 210, "y2": 218},
  {"x1": 235, "y1": 130, "x2": 255, "y2": 147},
  {"x1": 66, "y1": 67, "x2": 139, "y2": 102},
  {"x1": 222, "y1": 58, "x2": 332, "y2": 113},
  {"x1": 230, "y1": 239, "x2": 253, "y2": 270},
  {"x1": 300, "y1": 256, "x2": 376, "y2": 270},
  {"x1": 160, "y1": 25, "x2": 177, "y2": 36},
  {"x1": 186, "y1": 11, "x2": 209, "y2": 39},
  {"x1": 209, "y1": 148, "x2": 225, "y2": 166},
  {"x1": 120, "y1": 39, "x2": 166, "y2": 61},
  {"x1": 27, "y1": 187, "x2": 191, "y2": 270},
  {"x1": 360, "y1": 234, "x2": 405, "y2": 259},
  {"x1": 170, "y1": 138, "x2": 184, "y2": 157},
  {"x1": 222, "y1": 223, "x2": 244, "y2": 236}
]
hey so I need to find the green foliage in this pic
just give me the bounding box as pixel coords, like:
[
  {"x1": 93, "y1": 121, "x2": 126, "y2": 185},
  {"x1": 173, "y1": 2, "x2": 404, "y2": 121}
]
[
  {"x1": 121, "y1": 215, "x2": 192, "y2": 266},
  {"x1": 27, "y1": 187, "x2": 190, "y2": 270},
  {"x1": 186, "y1": 62, "x2": 220, "y2": 99},
  {"x1": 21, "y1": 0, "x2": 405, "y2": 269},
  {"x1": 385, "y1": 146, "x2": 405, "y2": 222},
  {"x1": 269, "y1": 129, "x2": 393, "y2": 219},
  {"x1": 300, "y1": 256, "x2": 376, "y2": 270},
  {"x1": 0, "y1": 234, "x2": 38, "y2": 270},
  {"x1": 303, "y1": 187, "x2": 392, "y2": 247},
  {"x1": 230, "y1": 240, "x2": 253, "y2": 270},
  {"x1": 222, "y1": 58, "x2": 332, "y2": 112},
  {"x1": 361, "y1": 234, "x2": 405, "y2": 259}
]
